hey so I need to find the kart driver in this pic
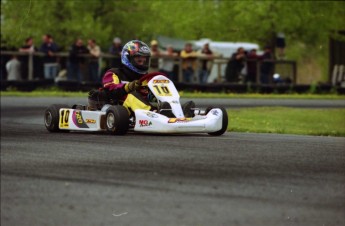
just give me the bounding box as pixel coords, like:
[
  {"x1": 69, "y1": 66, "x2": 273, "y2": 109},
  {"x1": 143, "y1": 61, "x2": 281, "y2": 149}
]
[{"x1": 87, "y1": 40, "x2": 195, "y2": 118}]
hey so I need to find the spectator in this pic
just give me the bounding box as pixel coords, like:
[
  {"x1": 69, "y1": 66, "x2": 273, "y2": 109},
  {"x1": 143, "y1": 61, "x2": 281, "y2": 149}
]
[
  {"x1": 180, "y1": 42, "x2": 197, "y2": 83},
  {"x1": 109, "y1": 37, "x2": 122, "y2": 68},
  {"x1": 225, "y1": 47, "x2": 246, "y2": 83},
  {"x1": 260, "y1": 46, "x2": 274, "y2": 84},
  {"x1": 276, "y1": 32, "x2": 286, "y2": 59},
  {"x1": 67, "y1": 38, "x2": 89, "y2": 82},
  {"x1": 197, "y1": 42, "x2": 214, "y2": 84},
  {"x1": 246, "y1": 49, "x2": 259, "y2": 83},
  {"x1": 39, "y1": 34, "x2": 59, "y2": 80},
  {"x1": 149, "y1": 40, "x2": 161, "y2": 73},
  {"x1": 19, "y1": 37, "x2": 37, "y2": 53},
  {"x1": 87, "y1": 39, "x2": 101, "y2": 82},
  {"x1": 6, "y1": 56, "x2": 21, "y2": 81},
  {"x1": 159, "y1": 45, "x2": 178, "y2": 81},
  {"x1": 19, "y1": 37, "x2": 40, "y2": 80}
]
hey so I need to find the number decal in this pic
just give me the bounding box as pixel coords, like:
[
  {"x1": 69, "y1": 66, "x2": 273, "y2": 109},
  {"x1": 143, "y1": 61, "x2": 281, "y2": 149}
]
[
  {"x1": 152, "y1": 85, "x2": 172, "y2": 96},
  {"x1": 59, "y1": 109, "x2": 70, "y2": 128}
]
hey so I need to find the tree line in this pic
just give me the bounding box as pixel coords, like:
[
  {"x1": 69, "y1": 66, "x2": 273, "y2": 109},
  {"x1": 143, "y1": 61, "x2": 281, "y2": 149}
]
[{"x1": 1, "y1": 0, "x2": 345, "y2": 52}]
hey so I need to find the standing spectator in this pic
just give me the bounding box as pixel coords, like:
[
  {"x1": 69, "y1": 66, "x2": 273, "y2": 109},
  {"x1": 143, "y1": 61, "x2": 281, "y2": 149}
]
[
  {"x1": 149, "y1": 40, "x2": 161, "y2": 73},
  {"x1": 246, "y1": 49, "x2": 259, "y2": 83},
  {"x1": 19, "y1": 37, "x2": 37, "y2": 53},
  {"x1": 197, "y1": 42, "x2": 214, "y2": 84},
  {"x1": 67, "y1": 38, "x2": 89, "y2": 82},
  {"x1": 87, "y1": 39, "x2": 101, "y2": 82},
  {"x1": 225, "y1": 47, "x2": 246, "y2": 83},
  {"x1": 159, "y1": 45, "x2": 178, "y2": 81},
  {"x1": 180, "y1": 42, "x2": 197, "y2": 83},
  {"x1": 109, "y1": 37, "x2": 122, "y2": 68},
  {"x1": 19, "y1": 37, "x2": 39, "y2": 80},
  {"x1": 276, "y1": 32, "x2": 286, "y2": 59},
  {"x1": 6, "y1": 56, "x2": 21, "y2": 81},
  {"x1": 260, "y1": 46, "x2": 274, "y2": 84},
  {"x1": 39, "y1": 34, "x2": 59, "y2": 80}
]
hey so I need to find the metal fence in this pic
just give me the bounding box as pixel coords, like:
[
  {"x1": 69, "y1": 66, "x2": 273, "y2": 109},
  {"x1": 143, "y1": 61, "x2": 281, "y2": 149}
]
[{"x1": 1, "y1": 50, "x2": 297, "y2": 84}]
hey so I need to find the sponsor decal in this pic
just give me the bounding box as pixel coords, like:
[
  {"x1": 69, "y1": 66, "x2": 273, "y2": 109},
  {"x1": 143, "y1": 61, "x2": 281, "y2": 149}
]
[
  {"x1": 72, "y1": 110, "x2": 89, "y2": 128},
  {"x1": 146, "y1": 112, "x2": 158, "y2": 118},
  {"x1": 153, "y1": 80, "x2": 170, "y2": 84},
  {"x1": 140, "y1": 46, "x2": 150, "y2": 53},
  {"x1": 139, "y1": 119, "x2": 153, "y2": 127},
  {"x1": 171, "y1": 100, "x2": 179, "y2": 104},
  {"x1": 152, "y1": 84, "x2": 172, "y2": 96},
  {"x1": 85, "y1": 119, "x2": 96, "y2": 124},
  {"x1": 168, "y1": 118, "x2": 191, "y2": 123},
  {"x1": 59, "y1": 109, "x2": 70, "y2": 128},
  {"x1": 211, "y1": 110, "x2": 219, "y2": 116}
]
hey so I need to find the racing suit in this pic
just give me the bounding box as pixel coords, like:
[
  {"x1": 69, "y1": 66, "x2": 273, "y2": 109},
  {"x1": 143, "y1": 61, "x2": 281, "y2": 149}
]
[{"x1": 88, "y1": 67, "x2": 153, "y2": 115}]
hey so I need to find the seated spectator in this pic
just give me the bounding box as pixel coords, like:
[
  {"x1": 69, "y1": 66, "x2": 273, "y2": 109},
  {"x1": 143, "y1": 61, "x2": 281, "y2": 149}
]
[
  {"x1": 108, "y1": 37, "x2": 122, "y2": 68},
  {"x1": 87, "y1": 39, "x2": 101, "y2": 82},
  {"x1": 39, "y1": 34, "x2": 60, "y2": 80},
  {"x1": 159, "y1": 45, "x2": 178, "y2": 81},
  {"x1": 67, "y1": 38, "x2": 89, "y2": 82}
]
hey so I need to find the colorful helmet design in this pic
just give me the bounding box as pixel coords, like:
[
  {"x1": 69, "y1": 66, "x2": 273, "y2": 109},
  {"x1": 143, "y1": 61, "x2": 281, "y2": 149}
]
[{"x1": 121, "y1": 40, "x2": 151, "y2": 74}]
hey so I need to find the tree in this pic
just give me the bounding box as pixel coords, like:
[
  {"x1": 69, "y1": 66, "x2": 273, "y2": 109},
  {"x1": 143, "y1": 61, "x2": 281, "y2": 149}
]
[{"x1": 1, "y1": 0, "x2": 344, "y2": 50}]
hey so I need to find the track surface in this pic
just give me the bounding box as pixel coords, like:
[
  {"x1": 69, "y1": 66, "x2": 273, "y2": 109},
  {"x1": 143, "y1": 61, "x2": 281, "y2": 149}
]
[{"x1": 1, "y1": 97, "x2": 345, "y2": 226}]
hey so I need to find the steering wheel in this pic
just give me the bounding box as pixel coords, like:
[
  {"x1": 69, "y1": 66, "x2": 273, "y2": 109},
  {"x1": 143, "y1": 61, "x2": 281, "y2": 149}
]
[{"x1": 139, "y1": 72, "x2": 168, "y2": 83}]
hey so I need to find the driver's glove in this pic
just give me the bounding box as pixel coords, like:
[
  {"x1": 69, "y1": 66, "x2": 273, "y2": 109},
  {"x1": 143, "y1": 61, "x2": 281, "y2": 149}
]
[{"x1": 124, "y1": 80, "x2": 141, "y2": 93}]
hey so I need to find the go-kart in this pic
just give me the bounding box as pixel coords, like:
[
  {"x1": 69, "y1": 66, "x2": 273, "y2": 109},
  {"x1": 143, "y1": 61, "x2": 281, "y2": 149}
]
[{"x1": 44, "y1": 73, "x2": 228, "y2": 136}]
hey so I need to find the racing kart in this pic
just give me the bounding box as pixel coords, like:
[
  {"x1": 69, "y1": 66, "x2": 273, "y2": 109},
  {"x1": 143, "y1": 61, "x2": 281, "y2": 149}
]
[{"x1": 44, "y1": 73, "x2": 228, "y2": 136}]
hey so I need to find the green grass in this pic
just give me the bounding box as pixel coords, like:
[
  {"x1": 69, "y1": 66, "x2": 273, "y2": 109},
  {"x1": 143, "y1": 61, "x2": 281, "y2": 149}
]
[
  {"x1": 1, "y1": 90, "x2": 344, "y2": 99},
  {"x1": 227, "y1": 107, "x2": 345, "y2": 137}
]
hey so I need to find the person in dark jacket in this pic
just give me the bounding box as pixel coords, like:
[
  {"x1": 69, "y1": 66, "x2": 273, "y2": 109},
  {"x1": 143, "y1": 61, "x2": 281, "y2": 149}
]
[
  {"x1": 67, "y1": 38, "x2": 89, "y2": 82},
  {"x1": 108, "y1": 37, "x2": 123, "y2": 68},
  {"x1": 39, "y1": 34, "x2": 59, "y2": 79},
  {"x1": 246, "y1": 49, "x2": 259, "y2": 83},
  {"x1": 260, "y1": 46, "x2": 274, "y2": 84},
  {"x1": 225, "y1": 47, "x2": 246, "y2": 83}
]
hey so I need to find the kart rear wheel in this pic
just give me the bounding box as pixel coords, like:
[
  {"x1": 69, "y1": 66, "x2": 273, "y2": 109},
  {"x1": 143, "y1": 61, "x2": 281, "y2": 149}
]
[
  {"x1": 208, "y1": 107, "x2": 228, "y2": 136},
  {"x1": 105, "y1": 105, "x2": 129, "y2": 135},
  {"x1": 44, "y1": 104, "x2": 70, "y2": 132}
]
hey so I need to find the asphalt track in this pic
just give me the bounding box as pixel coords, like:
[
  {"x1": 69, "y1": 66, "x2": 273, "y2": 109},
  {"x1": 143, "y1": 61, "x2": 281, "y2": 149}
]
[{"x1": 1, "y1": 97, "x2": 345, "y2": 226}]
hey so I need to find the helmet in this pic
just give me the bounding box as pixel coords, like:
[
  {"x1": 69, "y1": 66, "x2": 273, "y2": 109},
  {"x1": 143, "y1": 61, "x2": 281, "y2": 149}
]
[{"x1": 121, "y1": 40, "x2": 151, "y2": 74}]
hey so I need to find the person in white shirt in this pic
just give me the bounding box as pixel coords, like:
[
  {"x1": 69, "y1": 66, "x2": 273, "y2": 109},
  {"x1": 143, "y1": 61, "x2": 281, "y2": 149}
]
[{"x1": 6, "y1": 56, "x2": 21, "y2": 81}]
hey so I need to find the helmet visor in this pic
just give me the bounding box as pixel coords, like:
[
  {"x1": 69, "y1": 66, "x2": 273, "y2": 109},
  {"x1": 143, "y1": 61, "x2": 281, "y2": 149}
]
[{"x1": 131, "y1": 55, "x2": 151, "y2": 71}]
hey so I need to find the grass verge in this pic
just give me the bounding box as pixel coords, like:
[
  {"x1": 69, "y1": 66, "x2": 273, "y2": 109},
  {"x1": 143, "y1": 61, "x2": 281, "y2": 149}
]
[{"x1": 227, "y1": 107, "x2": 345, "y2": 137}]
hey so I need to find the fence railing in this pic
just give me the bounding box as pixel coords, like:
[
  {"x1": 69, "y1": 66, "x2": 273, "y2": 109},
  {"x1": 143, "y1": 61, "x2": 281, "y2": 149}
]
[{"x1": 1, "y1": 50, "x2": 297, "y2": 84}]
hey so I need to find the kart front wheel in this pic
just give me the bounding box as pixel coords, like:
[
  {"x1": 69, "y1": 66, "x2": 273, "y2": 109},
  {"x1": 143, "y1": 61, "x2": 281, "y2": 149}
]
[
  {"x1": 105, "y1": 106, "x2": 129, "y2": 135},
  {"x1": 208, "y1": 107, "x2": 228, "y2": 136},
  {"x1": 44, "y1": 104, "x2": 70, "y2": 132}
]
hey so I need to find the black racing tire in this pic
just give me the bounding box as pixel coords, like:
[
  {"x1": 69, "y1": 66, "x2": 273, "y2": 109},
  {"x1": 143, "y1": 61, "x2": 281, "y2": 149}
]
[
  {"x1": 44, "y1": 104, "x2": 70, "y2": 132},
  {"x1": 208, "y1": 107, "x2": 228, "y2": 136},
  {"x1": 105, "y1": 105, "x2": 129, "y2": 135}
]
